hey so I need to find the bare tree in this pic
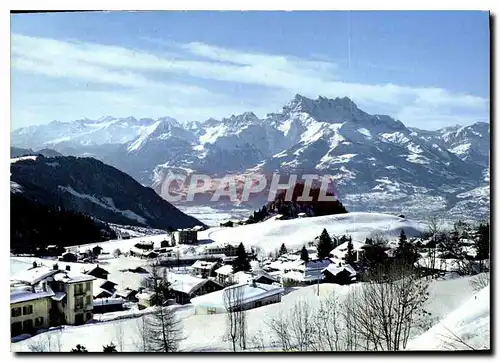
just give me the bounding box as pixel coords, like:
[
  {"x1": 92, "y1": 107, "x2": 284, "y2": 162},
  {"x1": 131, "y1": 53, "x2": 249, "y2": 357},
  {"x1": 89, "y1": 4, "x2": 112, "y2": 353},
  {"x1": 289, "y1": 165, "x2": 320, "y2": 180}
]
[
  {"x1": 27, "y1": 329, "x2": 63, "y2": 352},
  {"x1": 426, "y1": 216, "x2": 444, "y2": 277},
  {"x1": 438, "y1": 326, "x2": 479, "y2": 350},
  {"x1": 265, "y1": 309, "x2": 293, "y2": 351},
  {"x1": 223, "y1": 285, "x2": 245, "y2": 351},
  {"x1": 346, "y1": 264, "x2": 430, "y2": 351},
  {"x1": 265, "y1": 299, "x2": 315, "y2": 352},
  {"x1": 368, "y1": 229, "x2": 389, "y2": 246},
  {"x1": 114, "y1": 321, "x2": 125, "y2": 352},
  {"x1": 133, "y1": 315, "x2": 148, "y2": 352},
  {"x1": 312, "y1": 292, "x2": 344, "y2": 351},
  {"x1": 288, "y1": 299, "x2": 315, "y2": 351},
  {"x1": 470, "y1": 272, "x2": 490, "y2": 292}
]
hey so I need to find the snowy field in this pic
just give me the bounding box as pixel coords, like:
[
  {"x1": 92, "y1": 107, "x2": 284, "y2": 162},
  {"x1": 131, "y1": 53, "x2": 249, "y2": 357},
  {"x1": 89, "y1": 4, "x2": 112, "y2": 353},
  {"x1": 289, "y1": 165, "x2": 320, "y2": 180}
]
[
  {"x1": 31, "y1": 212, "x2": 427, "y2": 258},
  {"x1": 198, "y1": 212, "x2": 427, "y2": 254},
  {"x1": 176, "y1": 205, "x2": 251, "y2": 227},
  {"x1": 10, "y1": 275, "x2": 489, "y2": 352}
]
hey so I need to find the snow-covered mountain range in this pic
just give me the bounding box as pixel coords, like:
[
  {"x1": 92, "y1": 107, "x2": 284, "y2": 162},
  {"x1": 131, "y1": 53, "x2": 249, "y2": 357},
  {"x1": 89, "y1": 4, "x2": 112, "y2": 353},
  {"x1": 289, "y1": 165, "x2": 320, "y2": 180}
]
[{"x1": 11, "y1": 95, "x2": 490, "y2": 220}]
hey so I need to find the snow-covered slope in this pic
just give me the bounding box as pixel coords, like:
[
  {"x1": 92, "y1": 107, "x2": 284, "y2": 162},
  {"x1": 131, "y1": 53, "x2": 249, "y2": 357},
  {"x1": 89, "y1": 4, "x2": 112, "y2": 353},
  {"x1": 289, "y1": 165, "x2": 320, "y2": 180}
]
[
  {"x1": 199, "y1": 212, "x2": 426, "y2": 253},
  {"x1": 10, "y1": 274, "x2": 486, "y2": 352},
  {"x1": 407, "y1": 285, "x2": 490, "y2": 350},
  {"x1": 11, "y1": 95, "x2": 490, "y2": 220}
]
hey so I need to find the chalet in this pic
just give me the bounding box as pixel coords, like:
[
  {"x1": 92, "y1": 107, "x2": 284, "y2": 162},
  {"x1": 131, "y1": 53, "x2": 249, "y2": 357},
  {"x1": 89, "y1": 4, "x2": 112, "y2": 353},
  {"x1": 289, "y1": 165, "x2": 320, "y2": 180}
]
[
  {"x1": 281, "y1": 259, "x2": 332, "y2": 286},
  {"x1": 144, "y1": 251, "x2": 159, "y2": 259},
  {"x1": 190, "y1": 260, "x2": 220, "y2": 278},
  {"x1": 232, "y1": 271, "x2": 253, "y2": 285},
  {"x1": 82, "y1": 265, "x2": 110, "y2": 280},
  {"x1": 137, "y1": 291, "x2": 158, "y2": 310},
  {"x1": 169, "y1": 275, "x2": 223, "y2": 304},
  {"x1": 114, "y1": 288, "x2": 138, "y2": 302},
  {"x1": 330, "y1": 241, "x2": 366, "y2": 266},
  {"x1": 59, "y1": 252, "x2": 78, "y2": 263},
  {"x1": 215, "y1": 264, "x2": 234, "y2": 284},
  {"x1": 92, "y1": 246, "x2": 103, "y2": 256},
  {"x1": 92, "y1": 278, "x2": 117, "y2": 299},
  {"x1": 134, "y1": 241, "x2": 154, "y2": 251},
  {"x1": 93, "y1": 297, "x2": 125, "y2": 314},
  {"x1": 190, "y1": 281, "x2": 285, "y2": 315},
  {"x1": 10, "y1": 265, "x2": 95, "y2": 335},
  {"x1": 253, "y1": 272, "x2": 278, "y2": 285},
  {"x1": 322, "y1": 264, "x2": 357, "y2": 285}
]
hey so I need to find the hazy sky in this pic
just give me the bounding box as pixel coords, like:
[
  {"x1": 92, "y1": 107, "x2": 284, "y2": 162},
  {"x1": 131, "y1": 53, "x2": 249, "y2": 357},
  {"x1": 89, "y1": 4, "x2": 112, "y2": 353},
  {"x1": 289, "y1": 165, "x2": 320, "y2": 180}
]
[{"x1": 11, "y1": 11, "x2": 490, "y2": 130}]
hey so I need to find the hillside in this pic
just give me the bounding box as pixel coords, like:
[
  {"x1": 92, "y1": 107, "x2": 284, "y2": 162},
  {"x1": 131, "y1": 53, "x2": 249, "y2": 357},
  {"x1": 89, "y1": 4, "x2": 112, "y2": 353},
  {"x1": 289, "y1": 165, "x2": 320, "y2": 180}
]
[
  {"x1": 10, "y1": 192, "x2": 116, "y2": 254},
  {"x1": 10, "y1": 155, "x2": 205, "y2": 230},
  {"x1": 200, "y1": 212, "x2": 426, "y2": 253}
]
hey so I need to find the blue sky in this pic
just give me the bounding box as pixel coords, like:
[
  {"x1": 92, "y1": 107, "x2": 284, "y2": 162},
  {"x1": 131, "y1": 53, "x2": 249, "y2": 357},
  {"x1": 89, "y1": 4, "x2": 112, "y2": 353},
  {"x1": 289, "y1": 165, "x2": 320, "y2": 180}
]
[{"x1": 11, "y1": 11, "x2": 490, "y2": 130}]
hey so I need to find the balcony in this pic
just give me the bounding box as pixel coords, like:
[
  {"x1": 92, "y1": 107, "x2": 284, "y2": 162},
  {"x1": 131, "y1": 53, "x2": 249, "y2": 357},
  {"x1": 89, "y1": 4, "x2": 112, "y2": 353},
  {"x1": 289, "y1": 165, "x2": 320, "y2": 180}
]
[{"x1": 74, "y1": 290, "x2": 86, "y2": 296}]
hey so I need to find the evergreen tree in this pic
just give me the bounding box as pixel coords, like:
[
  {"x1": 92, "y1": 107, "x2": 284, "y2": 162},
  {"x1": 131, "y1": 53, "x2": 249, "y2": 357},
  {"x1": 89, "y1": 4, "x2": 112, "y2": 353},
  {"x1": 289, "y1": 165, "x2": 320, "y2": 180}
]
[
  {"x1": 345, "y1": 237, "x2": 356, "y2": 265},
  {"x1": 103, "y1": 343, "x2": 118, "y2": 352},
  {"x1": 279, "y1": 243, "x2": 288, "y2": 256},
  {"x1": 317, "y1": 228, "x2": 334, "y2": 259},
  {"x1": 71, "y1": 344, "x2": 88, "y2": 352},
  {"x1": 475, "y1": 222, "x2": 490, "y2": 272},
  {"x1": 300, "y1": 245, "x2": 310, "y2": 263},
  {"x1": 395, "y1": 229, "x2": 418, "y2": 266},
  {"x1": 232, "y1": 242, "x2": 251, "y2": 273}
]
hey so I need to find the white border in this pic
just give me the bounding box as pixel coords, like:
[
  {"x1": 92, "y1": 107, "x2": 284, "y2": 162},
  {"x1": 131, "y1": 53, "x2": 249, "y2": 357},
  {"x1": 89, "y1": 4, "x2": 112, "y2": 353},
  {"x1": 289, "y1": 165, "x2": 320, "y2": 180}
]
[{"x1": 2, "y1": 2, "x2": 496, "y2": 362}]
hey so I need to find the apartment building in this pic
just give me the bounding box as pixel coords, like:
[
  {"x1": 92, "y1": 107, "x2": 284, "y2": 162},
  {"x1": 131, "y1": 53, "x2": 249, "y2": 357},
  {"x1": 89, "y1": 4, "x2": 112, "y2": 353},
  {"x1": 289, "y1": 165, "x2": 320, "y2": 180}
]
[{"x1": 10, "y1": 265, "x2": 95, "y2": 336}]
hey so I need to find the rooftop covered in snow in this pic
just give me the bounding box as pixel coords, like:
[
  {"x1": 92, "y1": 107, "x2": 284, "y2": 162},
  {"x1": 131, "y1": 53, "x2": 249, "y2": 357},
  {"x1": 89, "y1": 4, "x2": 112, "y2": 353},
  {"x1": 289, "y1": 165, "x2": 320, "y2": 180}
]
[{"x1": 190, "y1": 281, "x2": 284, "y2": 309}]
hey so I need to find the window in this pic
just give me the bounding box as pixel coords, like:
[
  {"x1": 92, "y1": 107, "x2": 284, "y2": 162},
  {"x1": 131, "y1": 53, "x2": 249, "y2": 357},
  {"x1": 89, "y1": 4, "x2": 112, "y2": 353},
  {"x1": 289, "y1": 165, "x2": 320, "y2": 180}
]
[
  {"x1": 207, "y1": 307, "x2": 216, "y2": 315},
  {"x1": 85, "y1": 296, "x2": 91, "y2": 306},
  {"x1": 75, "y1": 284, "x2": 83, "y2": 294},
  {"x1": 75, "y1": 296, "x2": 84, "y2": 310},
  {"x1": 11, "y1": 322, "x2": 22, "y2": 336},
  {"x1": 22, "y1": 305, "x2": 33, "y2": 315},
  {"x1": 34, "y1": 317, "x2": 44, "y2": 327},
  {"x1": 11, "y1": 307, "x2": 21, "y2": 317},
  {"x1": 85, "y1": 282, "x2": 91, "y2": 292},
  {"x1": 23, "y1": 319, "x2": 33, "y2": 331}
]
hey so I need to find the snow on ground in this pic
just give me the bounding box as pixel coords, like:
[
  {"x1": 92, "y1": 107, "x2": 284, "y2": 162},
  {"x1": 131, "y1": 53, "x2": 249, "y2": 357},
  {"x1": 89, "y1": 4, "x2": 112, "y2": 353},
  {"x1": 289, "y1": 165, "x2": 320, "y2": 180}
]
[
  {"x1": 10, "y1": 156, "x2": 38, "y2": 163},
  {"x1": 11, "y1": 274, "x2": 484, "y2": 352},
  {"x1": 33, "y1": 211, "x2": 425, "y2": 259},
  {"x1": 11, "y1": 255, "x2": 148, "y2": 291},
  {"x1": 407, "y1": 285, "x2": 490, "y2": 350},
  {"x1": 198, "y1": 212, "x2": 426, "y2": 254},
  {"x1": 176, "y1": 205, "x2": 251, "y2": 227}
]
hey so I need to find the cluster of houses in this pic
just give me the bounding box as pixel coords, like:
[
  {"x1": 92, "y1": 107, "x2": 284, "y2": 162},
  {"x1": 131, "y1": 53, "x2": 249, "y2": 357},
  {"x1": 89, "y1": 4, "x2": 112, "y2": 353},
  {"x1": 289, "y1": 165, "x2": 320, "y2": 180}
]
[{"x1": 11, "y1": 229, "x2": 370, "y2": 338}]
